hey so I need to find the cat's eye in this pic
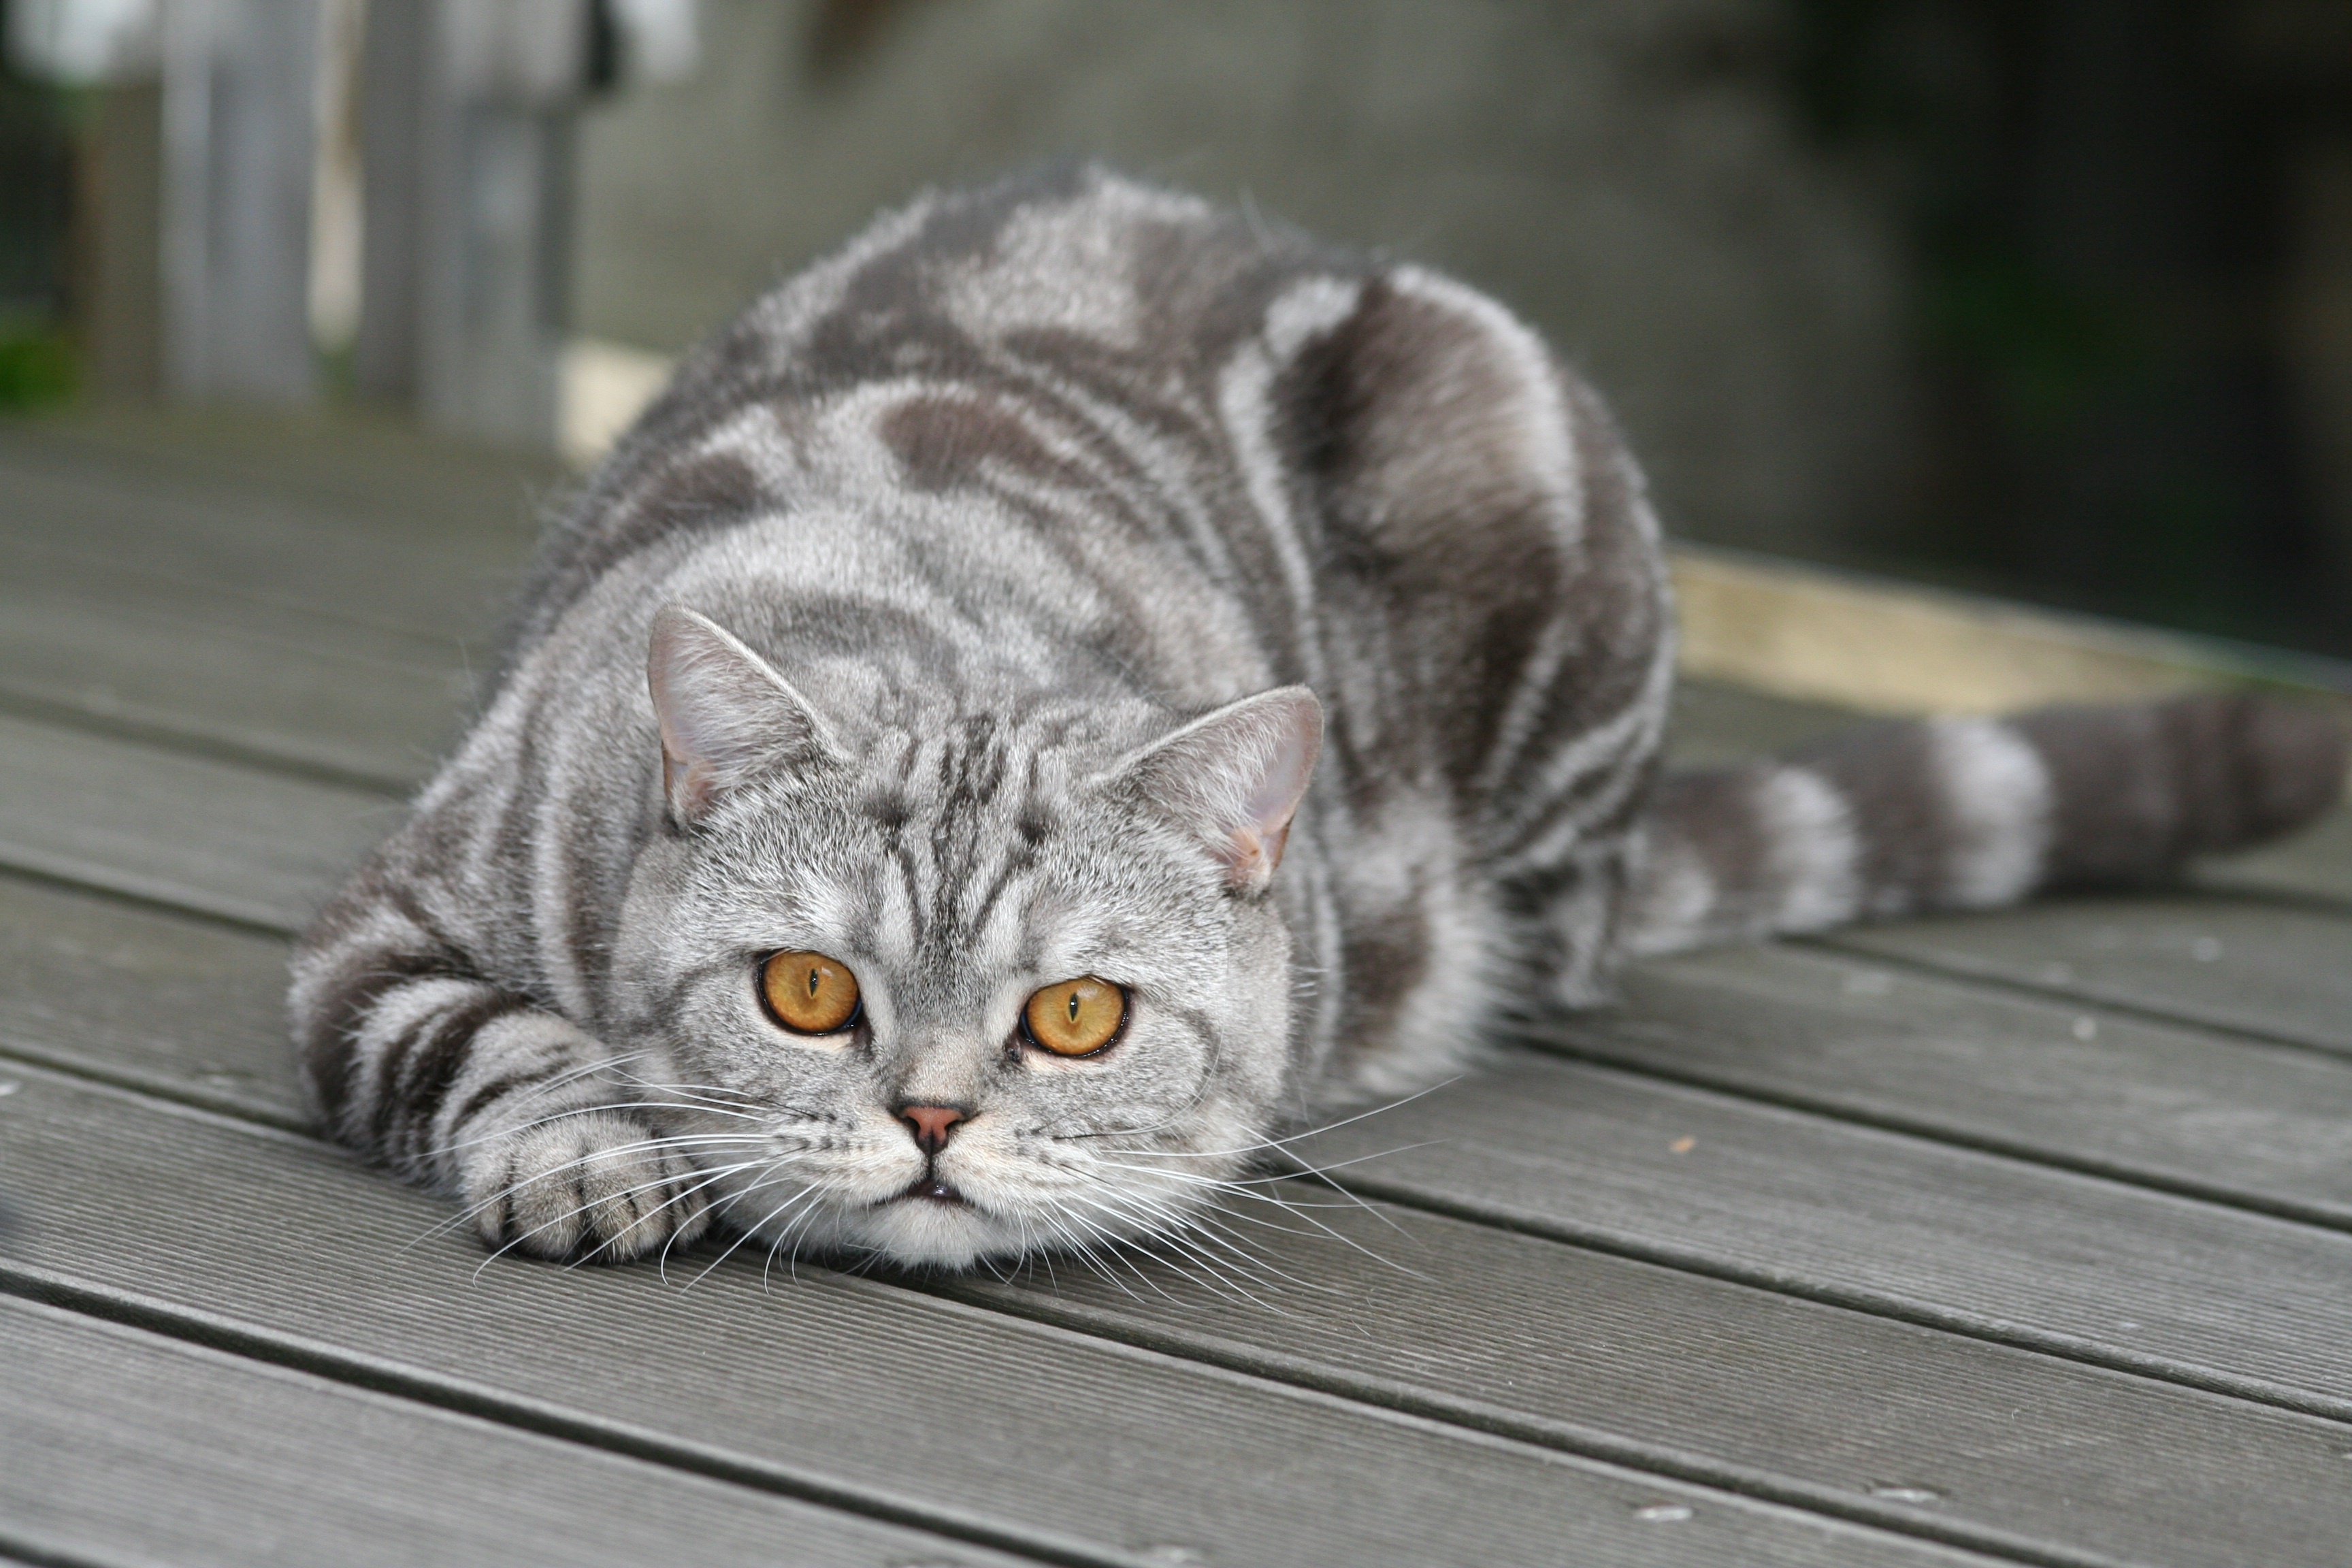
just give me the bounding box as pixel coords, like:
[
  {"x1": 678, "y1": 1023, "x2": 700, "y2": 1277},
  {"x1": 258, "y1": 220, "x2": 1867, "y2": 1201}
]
[
  {"x1": 760, "y1": 951, "x2": 862, "y2": 1034},
  {"x1": 1022, "y1": 977, "x2": 1127, "y2": 1057}
]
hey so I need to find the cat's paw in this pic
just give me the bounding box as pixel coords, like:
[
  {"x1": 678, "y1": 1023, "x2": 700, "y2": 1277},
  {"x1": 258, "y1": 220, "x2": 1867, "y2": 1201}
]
[{"x1": 463, "y1": 1109, "x2": 715, "y2": 1263}]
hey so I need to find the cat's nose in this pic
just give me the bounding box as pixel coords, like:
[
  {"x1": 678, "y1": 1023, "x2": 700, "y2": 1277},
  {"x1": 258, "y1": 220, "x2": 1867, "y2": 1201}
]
[{"x1": 896, "y1": 1103, "x2": 968, "y2": 1154}]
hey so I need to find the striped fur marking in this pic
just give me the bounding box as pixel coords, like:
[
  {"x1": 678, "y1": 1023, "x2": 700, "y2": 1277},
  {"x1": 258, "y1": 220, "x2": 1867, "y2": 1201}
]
[{"x1": 291, "y1": 167, "x2": 2346, "y2": 1271}]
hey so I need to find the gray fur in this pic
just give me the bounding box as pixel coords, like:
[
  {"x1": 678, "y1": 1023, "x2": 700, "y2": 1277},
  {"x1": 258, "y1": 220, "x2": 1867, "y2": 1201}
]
[{"x1": 289, "y1": 167, "x2": 2347, "y2": 1270}]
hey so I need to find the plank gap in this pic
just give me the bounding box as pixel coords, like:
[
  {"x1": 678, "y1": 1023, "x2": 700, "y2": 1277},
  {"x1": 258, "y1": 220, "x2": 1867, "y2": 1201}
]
[
  {"x1": 1797, "y1": 930, "x2": 2352, "y2": 1068},
  {"x1": 0, "y1": 1526, "x2": 130, "y2": 1568},
  {"x1": 0, "y1": 1266, "x2": 1123, "y2": 1568},
  {"x1": 0, "y1": 684, "x2": 421, "y2": 798},
  {"x1": 0, "y1": 1048, "x2": 2085, "y2": 1568},
  {"x1": 915, "y1": 1276, "x2": 2135, "y2": 1568},
  {"x1": 14, "y1": 1041, "x2": 2349, "y2": 1452},
  {"x1": 1330, "y1": 1164, "x2": 2352, "y2": 1428},
  {"x1": 0, "y1": 856, "x2": 299, "y2": 941},
  {"x1": 1521, "y1": 1024, "x2": 2352, "y2": 1237}
]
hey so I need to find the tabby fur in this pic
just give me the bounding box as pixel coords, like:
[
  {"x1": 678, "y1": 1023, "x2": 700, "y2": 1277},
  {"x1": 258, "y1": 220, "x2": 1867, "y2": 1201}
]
[{"x1": 291, "y1": 167, "x2": 2345, "y2": 1269}]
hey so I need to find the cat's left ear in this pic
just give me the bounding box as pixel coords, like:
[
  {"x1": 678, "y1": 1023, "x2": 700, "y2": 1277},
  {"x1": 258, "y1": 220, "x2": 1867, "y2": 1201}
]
[
  {"x1": 647, "y1": 605, "x2": 845, "y2": 823},
  {"x1": 1104, "y1": 688, "x2": 1324, "y2": 894}
]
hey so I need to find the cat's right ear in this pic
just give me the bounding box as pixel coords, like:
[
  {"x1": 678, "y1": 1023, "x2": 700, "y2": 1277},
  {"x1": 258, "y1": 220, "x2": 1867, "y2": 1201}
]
[
  {"x1": 647, "y1": 606, "x2": 845, "y2": 823},
  {"x1": 1102, "y1": 687, "x2": 1324, "y2": 895}
]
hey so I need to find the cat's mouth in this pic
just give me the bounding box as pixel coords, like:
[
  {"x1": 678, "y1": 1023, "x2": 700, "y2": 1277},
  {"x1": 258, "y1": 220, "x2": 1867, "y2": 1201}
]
[{"x1": 897, "y1": 1175, "x2": 968, "y2": 1206}]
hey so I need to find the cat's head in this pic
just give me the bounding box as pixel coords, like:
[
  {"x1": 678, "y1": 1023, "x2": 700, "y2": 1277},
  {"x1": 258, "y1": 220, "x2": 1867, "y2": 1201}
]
[{"x1": 606, "y1": 605, "x2": 1320, "y2": 1269}]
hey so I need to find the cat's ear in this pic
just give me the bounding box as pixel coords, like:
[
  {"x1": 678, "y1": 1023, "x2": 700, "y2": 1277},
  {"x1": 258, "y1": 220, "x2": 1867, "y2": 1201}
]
[
  {"x1": 647, "y1": 606, "x2": 844, "y2": 823},
  {"x1": 1105, "y1": 687, "x2": 1324, "y2": 894}
]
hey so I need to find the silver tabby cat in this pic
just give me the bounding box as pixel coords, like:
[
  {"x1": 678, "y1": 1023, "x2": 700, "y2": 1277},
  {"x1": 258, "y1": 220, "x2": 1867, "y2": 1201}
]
[{"x1": 291, "y1": 167, "x2": 2345, "y2": 1270}]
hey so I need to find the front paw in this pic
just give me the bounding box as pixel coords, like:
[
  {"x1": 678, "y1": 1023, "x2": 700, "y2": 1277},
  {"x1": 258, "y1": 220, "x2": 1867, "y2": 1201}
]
[{"x1": 462, "y1": 1109, "x2": 715, "y2": 1262}]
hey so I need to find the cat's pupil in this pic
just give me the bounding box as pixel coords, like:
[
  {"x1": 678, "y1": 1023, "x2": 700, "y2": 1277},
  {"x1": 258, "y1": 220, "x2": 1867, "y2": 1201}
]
[
  {"x1": 805, "y1": 969, "x2": 820, "y2": 998},
  {"x1": 1066, "y1": 992, "x2": 1081, "y2": 1023}
]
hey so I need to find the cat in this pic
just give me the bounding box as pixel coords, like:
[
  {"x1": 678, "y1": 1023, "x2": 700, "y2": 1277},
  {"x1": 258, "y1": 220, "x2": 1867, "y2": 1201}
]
[{"x1": 290, "y1": 165, "x2": 2346, "y2": 1271}]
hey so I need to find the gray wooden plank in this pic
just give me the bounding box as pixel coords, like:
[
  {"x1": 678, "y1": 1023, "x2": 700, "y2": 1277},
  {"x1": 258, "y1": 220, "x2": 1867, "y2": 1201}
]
[
  {"x1": 1301, "y1": 1051, "x2": 2352, "y2": 1419},
  {"x1": 0, "y1": 1065, "x2": 1995, "y2": 1568},
  {"x1": 946, "y1": 1200, "x2": 2352, "y2": 1568},
  {"x1": 1557, "y1": 943, "x2": 2352, "y2": 1224},
  {"x1": 2189, "y1": 808, "x2": 2352, "y2": 907},
  {"x1": 0, "y1": 424, "x2": 537, "y2": 645},
  {"x1": 0, "y1": 1294, "x2": 1047, "y2": 1568},
  {"x1": 0, "y1": 870, "x2": 307, "y2": 1126},
  {"x1": 0, "y1": 412, "x2": 515, "y2": 794},
  {"x1": 0, "y1": 711, "x2": 395, "y2": 932},
  {"x1": 0, "y1": 404, "x2": 561, "y2": 558},
  {"x1": 1820, "y1": 895, "x2": 2352, "y2": 1060},
  {"x1": 0, "y1": 534, "x2": 466, "y2": 788},
  {"x1": 7, "y1": 874, "x2": 2352, "y2": 1568}
]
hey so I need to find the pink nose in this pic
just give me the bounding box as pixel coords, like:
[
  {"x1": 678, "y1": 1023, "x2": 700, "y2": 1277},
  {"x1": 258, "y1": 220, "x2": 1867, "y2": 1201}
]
[{"x1": 898, "y1": 1104, "x2": 967, "y2": 1154}]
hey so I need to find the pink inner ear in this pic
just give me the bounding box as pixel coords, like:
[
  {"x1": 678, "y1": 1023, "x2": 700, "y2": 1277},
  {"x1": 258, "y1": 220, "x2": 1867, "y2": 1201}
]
[
  {"x1": 659, "y1": 745, "x2": 717, "y2": 821},
  {"x1": 1222, "y1": 706, "x2": 1320, "y2": 889},
  {"x1": 647, "y1": 605, "x2": 840, "y2": 822},
  {"x1": 1117, "y1": 686, "x2": 1322, "y2": 894}
]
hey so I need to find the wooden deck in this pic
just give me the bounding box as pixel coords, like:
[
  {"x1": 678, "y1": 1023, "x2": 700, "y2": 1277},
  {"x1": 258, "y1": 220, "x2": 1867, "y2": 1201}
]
[{"x1": 3, "y1": 408, "x2": 2351, "y2": 1568}]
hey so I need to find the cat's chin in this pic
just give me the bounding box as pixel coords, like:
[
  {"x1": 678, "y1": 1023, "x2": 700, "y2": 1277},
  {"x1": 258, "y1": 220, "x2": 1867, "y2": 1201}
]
[
  {"x1": 852, "y1": 1194, "x2": 1018, "y2": 1269},
  {"x1": 745, "y1": 1188, "x2": 1032, "y2": 1271}
]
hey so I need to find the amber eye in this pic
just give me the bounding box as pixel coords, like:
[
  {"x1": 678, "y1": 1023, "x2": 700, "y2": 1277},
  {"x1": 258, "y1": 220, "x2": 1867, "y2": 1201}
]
[
  {"x1": 760, "y1": 951, "x2": 862, "y2": 1034},
  {"x1": 1022, "y1": 977, "x2": 1127, "y2": 1057}
]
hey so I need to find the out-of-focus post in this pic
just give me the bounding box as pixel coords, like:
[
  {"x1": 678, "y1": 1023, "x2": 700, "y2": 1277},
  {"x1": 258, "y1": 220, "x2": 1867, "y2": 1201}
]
[
  {"x1": 14, "y1": 0, "x2": 691, "y2": 440},
  {"x1": 161, "y1": 0, "x2": 321, "y2": 402},
  {"x1": 414, "y1": 0, "x2": 583, "y2": 446}
]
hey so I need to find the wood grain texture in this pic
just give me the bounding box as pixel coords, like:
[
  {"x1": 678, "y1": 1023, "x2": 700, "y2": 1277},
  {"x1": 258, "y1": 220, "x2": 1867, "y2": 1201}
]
[
  {"x1": 0, "y1": 711, "x2": 393, "y2": 932},
  {"x1": 943, "y1": 1194, "x2": 2352, "y2": 1568},
  {"x1": 1306, "y1": 1051, "x2": 2352, "y2": 1418},
  {"x1": 1567, "y1": 943, "x2": 2352, "y2": 1224},
  {"x1": 2191, "y1": 809, "x2": 2352, "y2": 905},
  {"x1": 0, "y1": 406, "x2": 559, "y2": 557},
  {"x1": 0, "y1": 419, "x2": 539, "y2": 644},
  {"x1": 0, "y1": 533, "x2": 467, "y2": 789},
  {"x1": 0, "y1": 1066, "x2": 1988, "y2": 1568},
  {"x1": 0, "y1": 870, "x2": 308, "y2": 1126},
  {"x1": 7, "y1": 876, "x2": 2352, "y2": 1568},
  {"x1": 0, "y1": 1294, "x2": 1048, "y2": 1568},
  {"x1": 0, "y1": 468, "x2": 506, "y2": 649},
  {"x1": 1821, "y1": 895, "x2": 2352, "y2": 1058}
]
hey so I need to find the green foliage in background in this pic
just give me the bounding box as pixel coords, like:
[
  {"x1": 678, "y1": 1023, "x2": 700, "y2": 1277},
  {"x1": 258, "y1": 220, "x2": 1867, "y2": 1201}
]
[
  {"x1": 0, "y1": 321, "x2": 76, "y2": 410},
  {"x1": 0, "y1": 4, "x2": 79, "y2": 414},
  {"x1": 1782, "y1": 0, "x2": 2340, "y2": 653}
]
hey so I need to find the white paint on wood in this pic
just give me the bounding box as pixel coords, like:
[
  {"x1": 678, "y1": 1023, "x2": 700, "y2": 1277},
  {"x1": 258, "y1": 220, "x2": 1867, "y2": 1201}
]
[{"x1": 560, "y1": 336, "x2": 674, "y2": 463}]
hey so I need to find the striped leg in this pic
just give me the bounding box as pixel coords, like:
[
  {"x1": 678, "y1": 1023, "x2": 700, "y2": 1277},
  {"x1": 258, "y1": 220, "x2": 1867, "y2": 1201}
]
[{"x1": 290, "y1": 898, "x2": 714, "y2": 1262}]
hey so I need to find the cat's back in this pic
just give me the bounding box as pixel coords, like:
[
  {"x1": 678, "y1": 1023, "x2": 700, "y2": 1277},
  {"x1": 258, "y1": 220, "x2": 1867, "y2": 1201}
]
[{"x1": 511, "y1": 166, "x2": 1354, "y2": 659}]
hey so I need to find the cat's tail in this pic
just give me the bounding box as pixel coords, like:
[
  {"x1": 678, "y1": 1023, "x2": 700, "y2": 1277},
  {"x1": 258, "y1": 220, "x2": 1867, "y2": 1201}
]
[{"x1": 1624, "y1": 691, "x2": 2347, "y2": 957}]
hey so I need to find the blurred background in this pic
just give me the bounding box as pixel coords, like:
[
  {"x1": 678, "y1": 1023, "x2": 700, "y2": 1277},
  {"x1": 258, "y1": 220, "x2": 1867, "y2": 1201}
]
[{"x1": 5, "y1": 0, "x2": 2351, "y2": 655}]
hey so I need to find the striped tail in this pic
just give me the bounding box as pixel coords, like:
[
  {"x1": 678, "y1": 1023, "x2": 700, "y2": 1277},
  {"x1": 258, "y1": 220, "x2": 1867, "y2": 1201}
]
[{"x1": 1627, "y1": 691, "x2": 2348, "y2": 957}]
